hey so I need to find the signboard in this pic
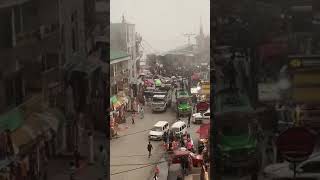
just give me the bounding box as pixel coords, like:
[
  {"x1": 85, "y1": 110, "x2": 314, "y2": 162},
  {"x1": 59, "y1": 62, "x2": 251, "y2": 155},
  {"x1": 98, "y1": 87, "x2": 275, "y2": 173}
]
[
  {"x1": 258, "y1": 83, "x2": 280, "y2": 102},
  {"x1": 191, "y1": 88, "x2": 198, "y2": 94},
  {"x1": 197, "y1": 102, "x2": 209, "y2": 112},
  {"x1": 276, "y1": 127, "x2": 315, "y2": 162}
]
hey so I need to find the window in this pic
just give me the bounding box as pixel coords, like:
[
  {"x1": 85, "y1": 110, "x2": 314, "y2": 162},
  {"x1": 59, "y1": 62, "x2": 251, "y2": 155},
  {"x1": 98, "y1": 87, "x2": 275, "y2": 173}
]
[{"x1": 300, "y1": 161, "x2": 320, "y2": 173}]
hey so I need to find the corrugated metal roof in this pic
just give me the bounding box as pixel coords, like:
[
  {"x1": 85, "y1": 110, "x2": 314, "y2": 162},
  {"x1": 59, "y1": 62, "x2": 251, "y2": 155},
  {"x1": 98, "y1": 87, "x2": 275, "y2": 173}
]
[{"x1": 110, "y1": 49, "x2": 129, "y2": 61}]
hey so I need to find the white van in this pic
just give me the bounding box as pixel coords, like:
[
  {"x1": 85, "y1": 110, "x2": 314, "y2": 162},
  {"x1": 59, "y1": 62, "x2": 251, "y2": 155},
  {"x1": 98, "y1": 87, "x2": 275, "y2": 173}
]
[
  {"x1": 171, "y1": 121, "x2": 187, "y2": 136},
  {"x1": 149, "y1": 121, "x2": 169, "y2": 140}
]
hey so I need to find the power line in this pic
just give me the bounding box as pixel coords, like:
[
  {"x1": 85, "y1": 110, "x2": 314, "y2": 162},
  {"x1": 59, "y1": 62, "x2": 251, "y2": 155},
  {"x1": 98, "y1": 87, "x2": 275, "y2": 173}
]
[
  {"x1": 111, "y1": 161, "x2": 167, "y2": 176},
  {"x1": 111, "y1": 160, "x2": 167, "y2": 167},
  {"x1": 111, "y1": 152, "x2": 165, "y2": 158},
  {"x1": 142, "y1": 40, "x2": 159, "y2": 54}
]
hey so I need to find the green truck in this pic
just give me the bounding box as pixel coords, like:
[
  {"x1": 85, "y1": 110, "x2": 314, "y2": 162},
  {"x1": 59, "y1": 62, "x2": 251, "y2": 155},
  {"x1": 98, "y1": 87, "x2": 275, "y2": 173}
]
[
  {"x1": 215, "y1": 89, "x2": 261, "y2": 173},
  {"x1": 176, "y1": 90, "x2": 192, "y2": 118}
]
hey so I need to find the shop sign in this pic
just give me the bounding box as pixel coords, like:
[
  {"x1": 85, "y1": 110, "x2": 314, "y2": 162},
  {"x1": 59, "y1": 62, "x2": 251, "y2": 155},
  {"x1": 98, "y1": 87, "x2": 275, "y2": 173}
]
[{"x1": 191, "y1": 88, "x2": 198, "y2": 94}]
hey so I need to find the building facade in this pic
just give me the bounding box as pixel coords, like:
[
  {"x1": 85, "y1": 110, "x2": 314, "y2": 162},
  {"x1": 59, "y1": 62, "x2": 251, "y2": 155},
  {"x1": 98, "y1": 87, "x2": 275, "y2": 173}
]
[
  {"x1": 110, "y1": 17, "x2": 142, "y2": 97},
  {"x1": 110, "y1": 50, "x2": 130, "y2": 96}
]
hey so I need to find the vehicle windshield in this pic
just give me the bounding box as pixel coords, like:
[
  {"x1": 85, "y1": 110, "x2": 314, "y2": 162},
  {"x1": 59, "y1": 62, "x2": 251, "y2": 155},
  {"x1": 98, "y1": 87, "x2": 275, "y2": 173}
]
[
  {"x1": 179, "y1": 100, "x2": 188, "y2": 104},
  {"x1": 153, "y1": 98, "x2": 164, "y2": 102},
  {"x1": 151, "y1": 127, "x2": 163, "y2": 132}
]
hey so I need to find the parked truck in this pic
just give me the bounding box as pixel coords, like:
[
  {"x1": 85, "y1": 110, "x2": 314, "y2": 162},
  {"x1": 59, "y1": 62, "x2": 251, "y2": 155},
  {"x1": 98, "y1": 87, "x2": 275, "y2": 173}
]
[{"x1": 151, "y1": 90, "x2": 171, "y2": 112}]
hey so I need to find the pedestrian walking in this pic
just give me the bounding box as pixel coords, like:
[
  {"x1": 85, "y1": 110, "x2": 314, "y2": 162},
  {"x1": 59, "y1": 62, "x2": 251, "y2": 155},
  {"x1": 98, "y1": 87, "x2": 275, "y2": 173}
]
[
  {"x1": 147, "y1": 141, "x2": 153, "y2": 158},
  {"x1": 187, "y1": 115, "x2": 191, "y2": 127},
  {"x1": 69, "y1": 161, "x2": 76, "y2": 180},
  {"x1": 180, "y1": 136, "x2": 185, "y2": 147},
  {"x1": 140, "y1": 106, "x2": 144, "y2": 119},
  {"x1": 153, "y1": 173, "x2": 158, "y2": 180},
  {"x1": 162, "y1": 131, "x2": 167, "y2": 146},
  {"x1": 131, "y1": 113, "x2": 135, "y2": 124},
  {"x1": 154, "y1": 165, "x2": 160, "y2": 178}
]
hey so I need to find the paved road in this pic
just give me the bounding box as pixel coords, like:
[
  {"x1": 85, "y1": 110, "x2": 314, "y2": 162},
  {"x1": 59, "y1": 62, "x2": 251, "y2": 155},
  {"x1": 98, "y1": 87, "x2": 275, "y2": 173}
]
[{"x1": 111, "y1": 91, "x2": 180, "y2": 180}]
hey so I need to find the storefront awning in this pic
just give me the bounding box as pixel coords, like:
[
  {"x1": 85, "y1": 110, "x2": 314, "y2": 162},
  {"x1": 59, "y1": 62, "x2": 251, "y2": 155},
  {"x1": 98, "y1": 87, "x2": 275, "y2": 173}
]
[
  {"x1": 110, "y1": 96, "x2": 122, "y2": 110},
  {"x1": 10, "y1": 108, "x2": 65, "y2": 154}
]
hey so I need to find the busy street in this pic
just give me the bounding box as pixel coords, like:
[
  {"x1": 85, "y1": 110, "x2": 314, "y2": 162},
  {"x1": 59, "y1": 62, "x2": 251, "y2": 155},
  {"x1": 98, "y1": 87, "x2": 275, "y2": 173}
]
[
  {"x1": 110, "y1": 0, "x2": 210, "y2": 179},
  {"x1": 110, "y1": 65, "x2": 210, "y2": 180}
]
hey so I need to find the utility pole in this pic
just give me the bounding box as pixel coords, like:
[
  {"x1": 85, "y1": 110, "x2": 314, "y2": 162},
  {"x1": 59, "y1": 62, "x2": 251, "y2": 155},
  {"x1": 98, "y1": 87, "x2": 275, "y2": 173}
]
[{"x1": 183, "y1": 33, "x2": 195, "y2": 45}]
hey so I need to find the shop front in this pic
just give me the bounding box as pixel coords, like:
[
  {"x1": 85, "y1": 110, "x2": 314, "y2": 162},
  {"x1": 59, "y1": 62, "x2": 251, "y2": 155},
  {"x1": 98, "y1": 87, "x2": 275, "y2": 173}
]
[
  {"x1": 110, "y1": 96, "x2": 126, "y2": 124},
  {"x1": 7, "y1": 109, "x2": 63, "y2": 180}
]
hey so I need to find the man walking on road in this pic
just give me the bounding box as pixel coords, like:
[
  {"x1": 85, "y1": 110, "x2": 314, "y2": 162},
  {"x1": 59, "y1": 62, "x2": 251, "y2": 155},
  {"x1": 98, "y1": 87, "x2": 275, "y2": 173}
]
[
  {"x1": 187, "y1": 115, "x2": 191, "y2": 127},
  {"x1": 140, "y1": 106, "x2": 144, "y2": 119},
  {"x1": 131, "y1": 113, "x2": 135, "y2": 124},
  {"x1": 147, "y1": 141, "x2": 153, "y2": 158}
]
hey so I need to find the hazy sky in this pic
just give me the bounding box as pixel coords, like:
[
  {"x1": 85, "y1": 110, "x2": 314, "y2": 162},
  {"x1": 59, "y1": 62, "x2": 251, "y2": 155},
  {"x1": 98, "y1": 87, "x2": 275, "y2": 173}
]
[{"x1": 110, "y1": 0, "x2": 210, "y2": 53}]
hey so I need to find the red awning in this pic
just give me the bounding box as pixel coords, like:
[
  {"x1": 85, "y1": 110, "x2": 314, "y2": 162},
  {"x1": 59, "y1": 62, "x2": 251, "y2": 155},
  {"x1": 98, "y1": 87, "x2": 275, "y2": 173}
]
[{"x1": 196, "y1": 123, "x2": 210, "y2": 139}]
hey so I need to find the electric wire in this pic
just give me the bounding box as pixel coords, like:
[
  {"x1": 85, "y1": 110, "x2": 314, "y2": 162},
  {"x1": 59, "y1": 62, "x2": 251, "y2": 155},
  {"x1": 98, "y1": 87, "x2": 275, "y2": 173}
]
[
  {"x1": 111, "y1": 160, "x2": 167, "y2": 167},
  {"x1": 110, "y1": 160, "x2": 167, "y2": 176},
  {"x1": 111, "y1": 152, "x2": 165, "y2": 158}
]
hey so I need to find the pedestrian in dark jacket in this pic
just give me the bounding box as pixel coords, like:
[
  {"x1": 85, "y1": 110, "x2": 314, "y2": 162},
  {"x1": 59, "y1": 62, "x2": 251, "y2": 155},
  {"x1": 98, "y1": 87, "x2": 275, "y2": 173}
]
[
  {"x1": 163, "y1": 132, "x2": 168, "y2": 145},
  {"x1": 147, "y1": 142, "x2": 153, "y2": 158},
  {"x1": 131, "y1": 113, "x2": 135, "y2": 124},
  {"x1": 187, "y1": 115, "x2": 191, "y2": 127}
]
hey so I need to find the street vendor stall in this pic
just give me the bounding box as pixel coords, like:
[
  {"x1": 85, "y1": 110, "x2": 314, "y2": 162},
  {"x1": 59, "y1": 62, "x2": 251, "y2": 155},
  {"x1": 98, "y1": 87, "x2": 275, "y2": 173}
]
[
  {"x1": 196, "y1": 123, "x2": 210, "y2": 153},
  {"x1": 110, "y1": 96, "x2": 126, "y2": 124}
]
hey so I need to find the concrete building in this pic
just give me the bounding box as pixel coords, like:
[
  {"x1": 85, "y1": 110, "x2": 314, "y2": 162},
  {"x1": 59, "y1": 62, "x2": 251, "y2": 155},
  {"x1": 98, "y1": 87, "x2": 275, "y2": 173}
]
[
  {"x1": 110, "y1": 49, "x2": 131, "y2": 96},
  {"x1": 110, "y1": 17, "x2": 142, "y2": 97}
]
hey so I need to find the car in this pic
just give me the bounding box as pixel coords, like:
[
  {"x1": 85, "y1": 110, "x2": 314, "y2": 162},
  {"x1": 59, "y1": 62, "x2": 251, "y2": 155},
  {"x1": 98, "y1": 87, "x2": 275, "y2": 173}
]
[
  {"x1": 263, "y1": 152, "x2": 320, "y2": 180},
  {"x1": 149, "y1": 121, "x2": 169, "y2": 140},
  {"x1": 192, "y1": 109, "x2": 210, "y2": 124},
  {"x1": 170, "y1": 147, "x2": 203, "y2": 168}
]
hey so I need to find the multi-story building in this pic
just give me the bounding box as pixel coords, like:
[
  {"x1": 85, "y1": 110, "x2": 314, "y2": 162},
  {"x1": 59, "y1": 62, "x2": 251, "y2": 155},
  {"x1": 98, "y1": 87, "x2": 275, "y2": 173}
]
[
  {"x1": 110, "y1": 49, "x2": 130, "y2": 96},
  {"x1": 110, "y1": 17, "x2": 142, "y2": 97}
]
